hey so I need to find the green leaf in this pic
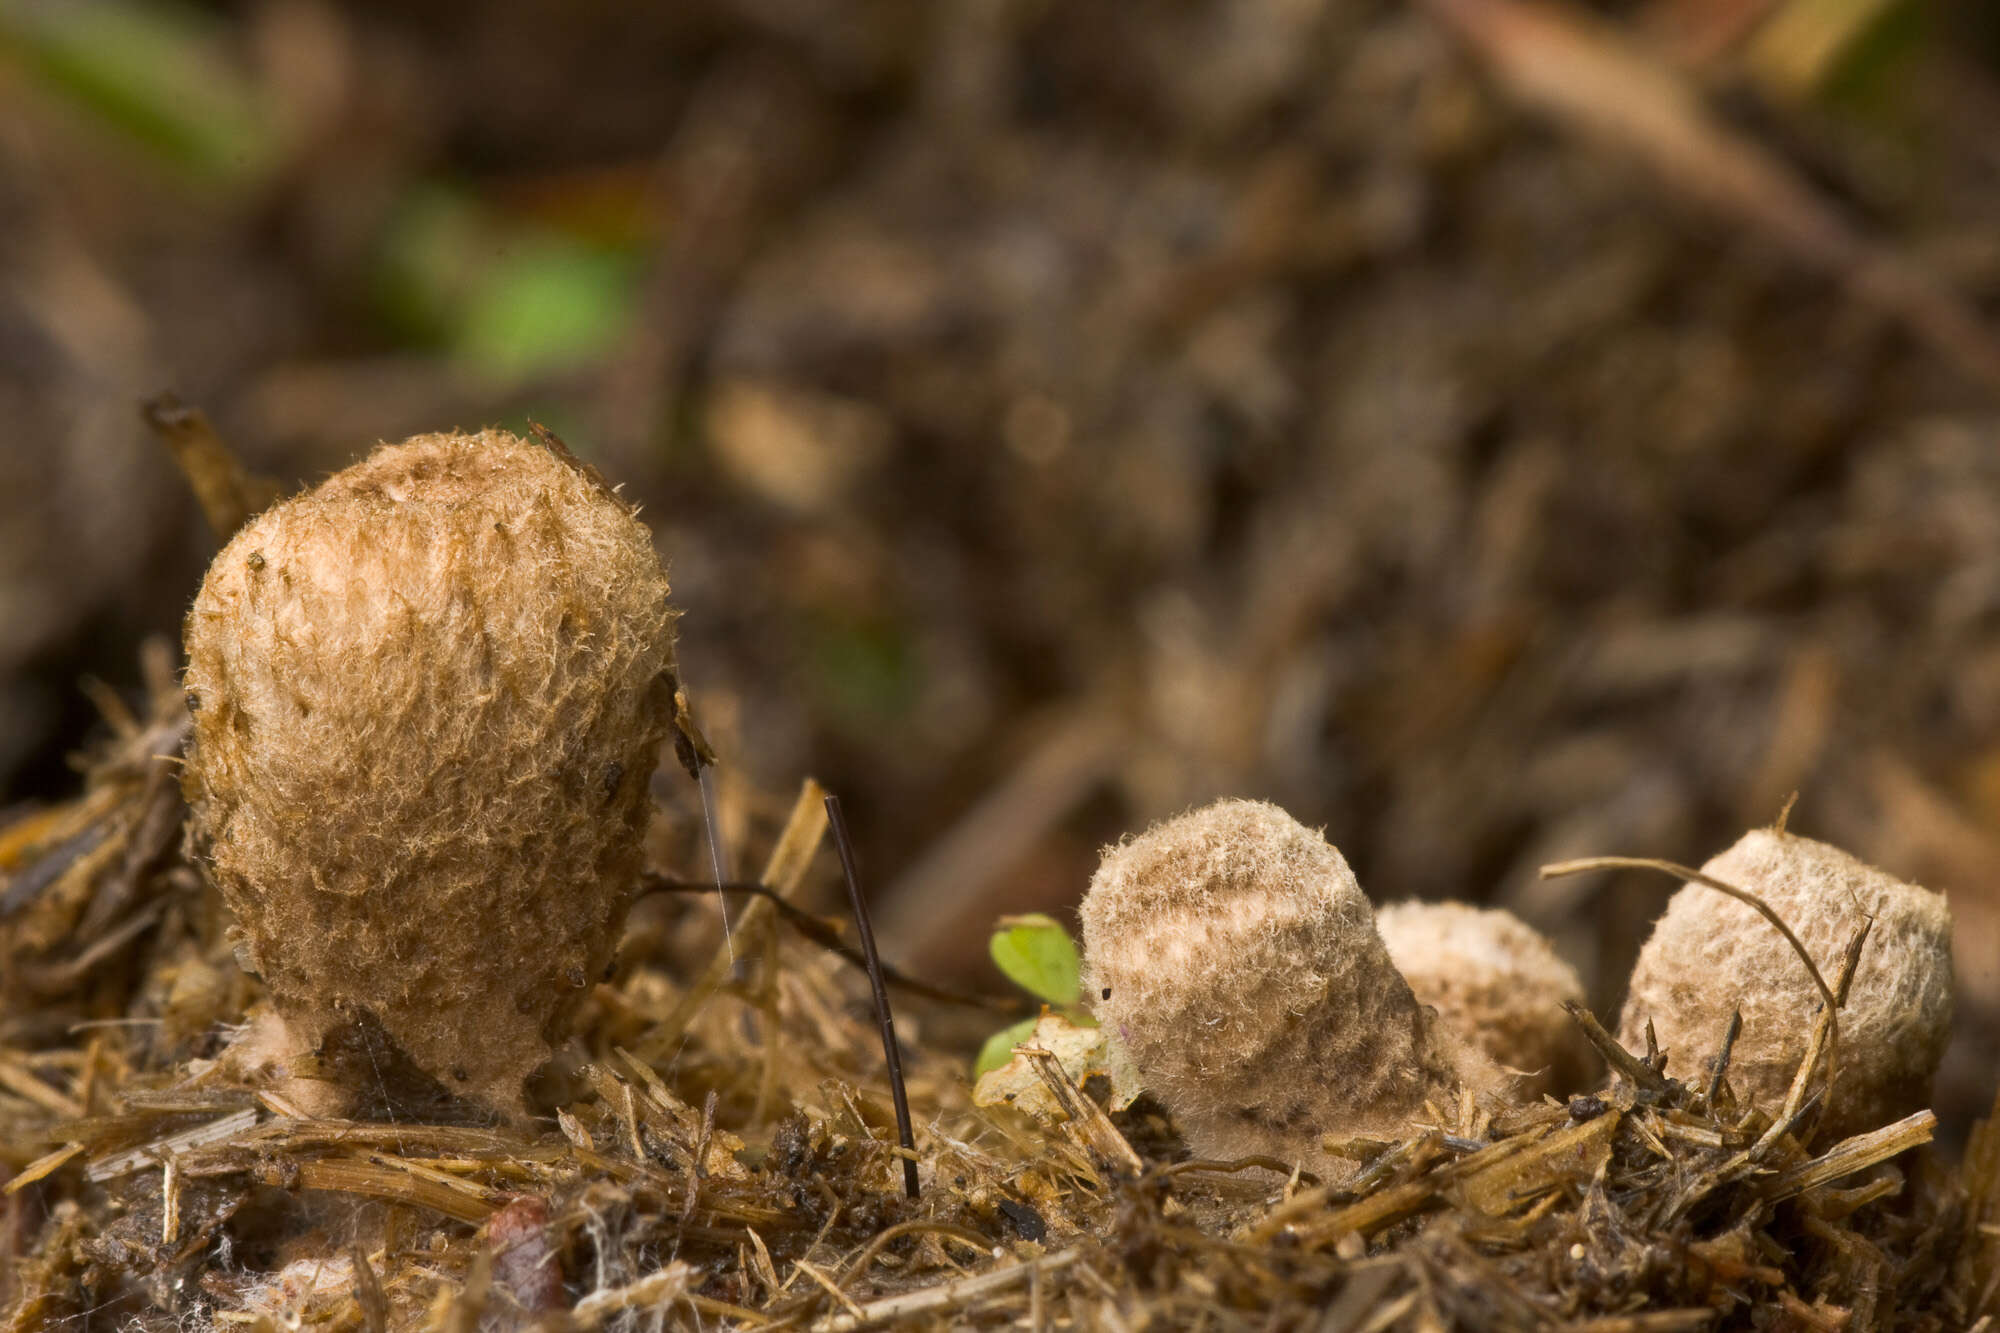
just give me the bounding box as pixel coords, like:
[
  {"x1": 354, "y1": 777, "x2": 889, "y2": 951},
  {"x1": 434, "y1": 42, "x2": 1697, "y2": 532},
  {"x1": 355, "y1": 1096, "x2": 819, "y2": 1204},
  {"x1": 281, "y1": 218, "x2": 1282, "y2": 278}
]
[
  {"x1": 989, "y1": 913, "x2": 1080, "y2": 1007},
  {"x1": 973, "y1": 1016, "x2": 1042, "y2": 1080}
]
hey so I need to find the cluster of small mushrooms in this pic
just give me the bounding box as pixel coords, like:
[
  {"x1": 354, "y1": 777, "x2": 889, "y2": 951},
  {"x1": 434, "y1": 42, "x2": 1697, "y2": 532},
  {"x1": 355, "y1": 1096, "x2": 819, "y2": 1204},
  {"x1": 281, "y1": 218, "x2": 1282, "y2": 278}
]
[
  {"x1": 1080, "y1": 800, "x2": 1954, "y2": 1177},
  {"x1": 179, "y1": 428, "x2": 1956, "y2": 1174}
]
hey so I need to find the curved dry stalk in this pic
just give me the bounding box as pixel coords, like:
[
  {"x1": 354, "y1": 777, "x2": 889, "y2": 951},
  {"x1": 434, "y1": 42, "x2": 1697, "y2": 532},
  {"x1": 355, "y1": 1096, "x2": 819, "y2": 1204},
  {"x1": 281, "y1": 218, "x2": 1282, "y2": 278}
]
[
  {"x1": 1539, "y1": 856, "x2": 1836, "y2": 1018},
  {"x1": 1540, "y1": 855, "x2": 1846, "y2": 1116},
  {"x1": 834, "y1": 1219, "x2": 999, "y2": 1286}
]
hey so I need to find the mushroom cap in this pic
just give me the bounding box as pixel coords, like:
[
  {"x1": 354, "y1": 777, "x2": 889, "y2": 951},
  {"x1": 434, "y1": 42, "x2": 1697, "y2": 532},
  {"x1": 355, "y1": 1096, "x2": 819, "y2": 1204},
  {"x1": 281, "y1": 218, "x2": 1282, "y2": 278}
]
[
  {"x1": 1080, "y1": 799, "x2": 1476, "y2": 1171},
  {"x1": 184, "y1": 430, "x2": 677, "y2": 1115},
  {"x1": 1376, "y1": 901, "x2": 1598, "y2": 1099},
  {"x1": 1617, "y1": 829, "x2": 1952, "y2": 1138}
]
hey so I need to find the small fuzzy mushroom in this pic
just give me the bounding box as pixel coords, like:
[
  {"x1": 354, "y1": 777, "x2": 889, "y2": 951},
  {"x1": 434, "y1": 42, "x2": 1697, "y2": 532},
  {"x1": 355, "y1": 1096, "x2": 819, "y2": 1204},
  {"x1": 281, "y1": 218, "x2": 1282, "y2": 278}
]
[
  {"x1": 183, "y1": 430, "x2": 677, "y2": 1117},
  {"x1": 1080, "y1": 799, "x2": 1499, "y2": 1175},
  {"x1": 1376, "y1": 901, "x2": 1599, "y2": 1100},
  {"x1": 1618, "y1": 828, "x2": 1952, "y2": 1139}
]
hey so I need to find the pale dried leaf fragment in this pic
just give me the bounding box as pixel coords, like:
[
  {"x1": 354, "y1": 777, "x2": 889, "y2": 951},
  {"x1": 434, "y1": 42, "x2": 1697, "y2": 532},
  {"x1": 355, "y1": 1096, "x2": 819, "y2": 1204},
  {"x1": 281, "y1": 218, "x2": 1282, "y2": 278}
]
[{"x1": 971, "y1": 1012, "x2": 1140, "y2": 1119}]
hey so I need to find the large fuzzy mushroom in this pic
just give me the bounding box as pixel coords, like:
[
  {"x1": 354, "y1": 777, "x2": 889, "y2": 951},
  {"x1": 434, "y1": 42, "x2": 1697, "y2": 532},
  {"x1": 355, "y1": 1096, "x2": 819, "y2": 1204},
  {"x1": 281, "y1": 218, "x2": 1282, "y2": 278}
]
[{"x1": 184, "y1": 429, "x2": 677, "y2": 1117}]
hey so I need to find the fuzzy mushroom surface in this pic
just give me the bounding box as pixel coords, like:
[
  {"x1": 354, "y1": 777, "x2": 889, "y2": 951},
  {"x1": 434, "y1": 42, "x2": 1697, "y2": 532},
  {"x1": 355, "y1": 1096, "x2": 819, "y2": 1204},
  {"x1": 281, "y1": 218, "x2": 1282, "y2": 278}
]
[
  {"x1": 1376, "y1": 900, "x2": 1598, "y2": 1100},
  {"x1": 1079, "y1": 799, "x2": 1497, "y2": 1175},
  {"x1": 183, "y1": 429, "x2": 677, "y2": 1116},
  {"x1": 1617, "y1": 828, "x2": 1952, "y2": 1139}
]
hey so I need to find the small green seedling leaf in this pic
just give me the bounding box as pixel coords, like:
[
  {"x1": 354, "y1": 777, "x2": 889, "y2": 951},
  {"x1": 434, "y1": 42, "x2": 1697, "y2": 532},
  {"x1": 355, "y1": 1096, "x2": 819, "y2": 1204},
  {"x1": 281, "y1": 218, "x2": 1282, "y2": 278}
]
[
  {"x1": 974, "y1": 1016, "x2": 1042, "y2": 1080},
  {"x1": 989, "y1": 913, "x2": 1080, "y2": 1007}
]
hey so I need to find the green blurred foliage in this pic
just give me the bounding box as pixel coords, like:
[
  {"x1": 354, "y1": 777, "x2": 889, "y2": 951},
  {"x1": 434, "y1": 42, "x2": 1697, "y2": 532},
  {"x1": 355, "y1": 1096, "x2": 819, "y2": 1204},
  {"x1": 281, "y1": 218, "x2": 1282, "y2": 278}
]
[
  {"x1": 373, "y1": 184, "x2": 643, "y2": 383},
  {"x1": 805, "y1": 613, "x2": 919, "y2": 732},
  {"x1": 0, "y1": 0, "x2": 276, "y2": 181}
]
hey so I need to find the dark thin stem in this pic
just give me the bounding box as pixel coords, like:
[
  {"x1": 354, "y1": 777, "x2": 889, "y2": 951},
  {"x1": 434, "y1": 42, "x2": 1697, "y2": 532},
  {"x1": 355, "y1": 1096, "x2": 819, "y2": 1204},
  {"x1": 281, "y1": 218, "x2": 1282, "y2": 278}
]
[
  {"x1": 638, "y1": 874, "x2": 1020, "y2": 1013},
  {"x1": 824, "y1": 794, "x2": 920, "y2": 1200}
]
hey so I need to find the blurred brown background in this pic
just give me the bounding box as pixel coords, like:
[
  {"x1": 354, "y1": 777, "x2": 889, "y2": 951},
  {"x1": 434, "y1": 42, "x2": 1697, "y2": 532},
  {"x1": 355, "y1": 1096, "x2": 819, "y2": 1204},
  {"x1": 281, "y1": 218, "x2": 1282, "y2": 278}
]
[{"x1": 5, "y1": 0, "x2": 2000, "y2": 1131}]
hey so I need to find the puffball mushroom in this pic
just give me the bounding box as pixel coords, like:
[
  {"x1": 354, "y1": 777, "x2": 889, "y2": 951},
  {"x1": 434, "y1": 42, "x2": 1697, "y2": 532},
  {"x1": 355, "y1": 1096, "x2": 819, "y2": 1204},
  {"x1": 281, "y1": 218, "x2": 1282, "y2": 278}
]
[
  {"x1": 184, "y1": 429, "x2": 677, "y2": 1117},
  {"x1": 1618, "y1": 828, "x2": 1952, "y2": 1140},
  {"x1": 1376, "y1": 901, "x2": 1598, "y2": 1100},
  {"x1": 1080, "y1": 799, "x2": 1499, "y2": 1175}
]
